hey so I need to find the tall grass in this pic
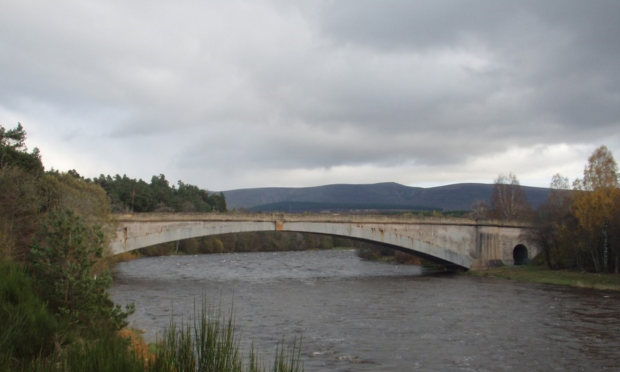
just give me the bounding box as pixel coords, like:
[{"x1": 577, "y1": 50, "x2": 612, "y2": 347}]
[
  {"x1": 25, "y1": 298, "x2": 303, "y2": 372},
  {"x1": 33, "y1": 333, "x2": 144, "y2": 372},
  {"x1": 148, "y1": 298, "x2": 303, "y2": 372}
]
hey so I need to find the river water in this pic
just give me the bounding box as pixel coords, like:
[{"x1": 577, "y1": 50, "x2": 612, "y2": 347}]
[{"x1": 110, "y1": 249, "x2": 620, "y2": 371}]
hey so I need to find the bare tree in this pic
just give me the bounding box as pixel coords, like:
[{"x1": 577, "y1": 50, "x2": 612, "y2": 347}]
[
  {"x1": 470, "y1": 200, "x2": 489, "y2": 219},
  {"x1": 530, "y1": 174, "x2": 571, "y2": 268},
  {"x1": 489, "y1": 173, "x2": 533, "y2": 221}
]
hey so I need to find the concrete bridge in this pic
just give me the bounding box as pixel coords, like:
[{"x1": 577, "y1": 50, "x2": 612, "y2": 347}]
[{"x1": 110, "y1": 213, "x2": 538, "y2": 270}]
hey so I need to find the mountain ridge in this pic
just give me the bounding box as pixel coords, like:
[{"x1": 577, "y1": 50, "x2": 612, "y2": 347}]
[{"x1": 222, "y1": 182, "x2": 551, "y2": 212}]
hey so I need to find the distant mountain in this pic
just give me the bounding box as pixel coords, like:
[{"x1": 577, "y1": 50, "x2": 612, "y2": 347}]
[{"x1": 222, "y1": 182, "x2": 551, "y2": 212}]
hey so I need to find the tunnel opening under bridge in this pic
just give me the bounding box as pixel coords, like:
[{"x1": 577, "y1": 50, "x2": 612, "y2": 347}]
[{"x1": 513, "y1": 244, "x2": 529, "y2": 266}]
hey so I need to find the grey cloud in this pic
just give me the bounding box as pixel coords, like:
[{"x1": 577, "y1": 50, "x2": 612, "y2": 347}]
[
  {"x1": 317, "y1": 1, "x2": 620, "y2": 133},
  {"x1": 1, "y1": 0, "x2": 619, "y2": 189}
]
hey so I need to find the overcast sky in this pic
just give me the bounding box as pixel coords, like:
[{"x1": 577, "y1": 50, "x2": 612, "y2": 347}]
[{"x1": 1, "y1": 1, "x2": 619, "y2": 191}]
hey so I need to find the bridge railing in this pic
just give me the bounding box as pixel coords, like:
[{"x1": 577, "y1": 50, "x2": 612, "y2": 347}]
[{"x1": 112, "y1": 212, "x2": 533, "y2": 228}]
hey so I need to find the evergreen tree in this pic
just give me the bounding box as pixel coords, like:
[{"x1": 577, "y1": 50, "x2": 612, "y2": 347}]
[
  {"x1": 0, "y1": 123, "x2": 43, "y2": 174},
  {"x1": 29, "y1": 210, "x2": 134, "y2": 330}
]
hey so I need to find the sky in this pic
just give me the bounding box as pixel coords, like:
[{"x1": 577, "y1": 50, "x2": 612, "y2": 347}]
[{"x1": 1, "y1": 1, "x2": 619, "y2": 192}]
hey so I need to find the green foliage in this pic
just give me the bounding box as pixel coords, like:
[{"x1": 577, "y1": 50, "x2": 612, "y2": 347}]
[
  {"x1": 212, "y1": 192, "x2": 228, "y2": 213},
  {"x1": 150, "y1": 174, "x2": 174, "y2": 211},
  {"x1": 92, "y1": 173, "x2": 226, "y2": 213},
  {"x1": 0, "y1": 123, "x2": 49, "y2": 261},
  {"x1": 0, "y1": 126, "x2": 113, "y2": 262},
  {"x1": 23, "y1": 299, "x2": 303, "y2": 372},
  {"x1": 213, "y1": 238, "x2": 225, "y2": 253},
  {"x1": 29, "y1": 210, "x2": 134, "y2": 331},
  {"x1": 356, "y1": 245, "x2": 397, "y2": 261},
  {"x1": 33, "y1": 332, "x2": 144, "y2": 372},
  {"x1": 0, "y1": 167, "x2": 42, "y2": 260},
  {"x1": 147, "y1": 299, "x2": 303, "y2": 372},
  {"x1": 41, "y1": 171, "x2": 112, "y2": 222},
  {"x1": 140, "y1": 241, "x2": 177, "y2": 256},
  {"x1": 140, "y1": 232, "x2": 364, "y2": 257},
  {"x1": 469, "y1": 264, "x2": 620, "y2": 290},
  {"x1": 176, "y1": 181, "x2": 213, "y2": 212},
  {"x1": 0, "y1": 123, "x2": 44, "y2": 174},
  {"x1": 0, "y1": 260, "x2": 60, "y2": 368},
  {"x1": 0, "y1": 167, "x2": 114, "y2": 262}
]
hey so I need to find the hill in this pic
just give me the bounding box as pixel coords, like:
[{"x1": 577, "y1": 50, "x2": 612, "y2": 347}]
[{"x1": 222, "y1": 182, "x2": 551, "y2": 212}]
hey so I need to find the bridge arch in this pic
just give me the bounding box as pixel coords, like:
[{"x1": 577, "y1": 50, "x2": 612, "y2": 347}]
[
  {"x1": 278, "y1": 221, "x2": 474, "y2": 268},
  {"x1": 110, "y1": 214, "x2": 537, "y2": 270}
]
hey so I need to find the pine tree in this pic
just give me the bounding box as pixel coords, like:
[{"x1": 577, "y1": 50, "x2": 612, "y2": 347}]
[{"x1": 29, "y1": 209, "x2": 134, "y2": 330}]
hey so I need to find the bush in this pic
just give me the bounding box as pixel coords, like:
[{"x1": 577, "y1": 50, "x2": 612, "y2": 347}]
[
  {"x1": 29, "y1": 209, "x2": 134, "y2": 331},
  {"x1": 0, "y1": 260, "x2": 60, "y2": 367}
]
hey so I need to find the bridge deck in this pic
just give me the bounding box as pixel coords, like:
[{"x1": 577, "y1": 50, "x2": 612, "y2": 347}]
[{"x1": 113, "y1": 212, "x2": 532, "y2": 228}]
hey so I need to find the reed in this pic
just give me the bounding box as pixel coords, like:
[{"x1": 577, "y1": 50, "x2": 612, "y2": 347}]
[
  {"x1": 24, "y1": 297, "x2": 303, "y2": 372},
  {"x1": 148, "y1": 298, "x2": 303, "y2": 372},
  {"x1": 33, "y1": 333, "x2": 144, "y2": 372}
]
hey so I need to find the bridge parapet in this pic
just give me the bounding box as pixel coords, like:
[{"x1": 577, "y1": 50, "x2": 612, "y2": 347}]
[{"x1": 113, "y1": 212, "x2": 533, "y2": 229}]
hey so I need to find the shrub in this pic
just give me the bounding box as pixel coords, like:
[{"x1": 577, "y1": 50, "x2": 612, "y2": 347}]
[
  {"x1": 0, "y1": 260, "x2": 60, "y2": 367},
  {"x1": 29, "y1": 209, "x2": 134, "y2": 331}
]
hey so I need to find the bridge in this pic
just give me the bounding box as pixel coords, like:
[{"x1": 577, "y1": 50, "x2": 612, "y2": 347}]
[{"x1": 110, "y1": 213, "x2": 538, "y2": 270}]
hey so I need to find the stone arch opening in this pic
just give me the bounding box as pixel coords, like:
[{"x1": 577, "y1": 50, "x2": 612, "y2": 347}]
[{"x1": 513, "y1": 244, "x2": 528, "y2": 265}]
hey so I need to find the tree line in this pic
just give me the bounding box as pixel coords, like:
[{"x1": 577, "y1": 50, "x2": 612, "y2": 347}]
[
  {"x1": 531, "y1": 146, "x2": 620, "y2": 273},
  {"x1": 139, "y1": 230, "x2": 376, "y2": 257},
  {"x1": 88, "y1": 173, "x2": 227, "y2": 213},
  {"x1": 468, "y1": 145, "x2": 620, "y2": 273},
  {"x1": 1, "y1": 123, "x2": 136, "y2": 369}
]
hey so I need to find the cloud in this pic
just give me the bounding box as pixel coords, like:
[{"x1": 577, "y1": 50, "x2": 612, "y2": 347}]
[{"x1": 0, "y1": 0, "x2": 619, "y2": 191}]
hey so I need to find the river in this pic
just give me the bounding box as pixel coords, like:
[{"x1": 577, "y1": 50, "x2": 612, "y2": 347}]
[{"x1": 110, "y1": 249, "x2": 620, "y2": 371}]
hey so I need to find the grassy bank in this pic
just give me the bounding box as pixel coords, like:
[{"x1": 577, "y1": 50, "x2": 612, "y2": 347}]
[
  {"x1": 3, "y1": 300, "x2": 303, "y2": 372},
  {"x1": 1, "y1": 258, "x2": 303, "y2": 372},
  {"x1": 469, "y1": 264, "x2": 620, "y2": 290}
]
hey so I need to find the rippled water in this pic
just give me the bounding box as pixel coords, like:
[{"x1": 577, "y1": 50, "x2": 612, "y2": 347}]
[{"x1": 110, "y1": 250, "x2": 620, "y2": 371}]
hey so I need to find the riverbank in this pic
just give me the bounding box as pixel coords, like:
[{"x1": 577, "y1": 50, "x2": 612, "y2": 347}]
[
  {"x1": 469, "y1": 264, "x2": 620, "y2": 290},
  {"x1": 111, "y1": 249, "x2": 620, "y2": 371}
]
